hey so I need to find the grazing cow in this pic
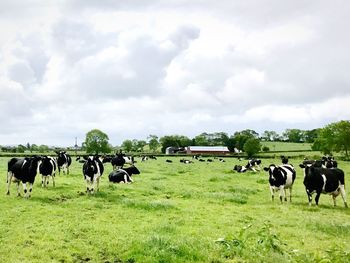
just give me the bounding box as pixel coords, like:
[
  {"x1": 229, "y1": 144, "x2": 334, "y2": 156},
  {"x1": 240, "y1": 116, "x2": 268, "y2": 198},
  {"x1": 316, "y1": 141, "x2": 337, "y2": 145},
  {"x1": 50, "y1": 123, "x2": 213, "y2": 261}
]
[
  {"x1": 207, "y1": 159, "x2": 213, "y2": 162},
  {"x1": 219, "y1": 158, "x2": 226, "y2": 162},
  {"x1": 264, "y1": 164, "x2": 296, "y2": 202},
  {"x1": 82, "y1": 155, "x2": 104, "y2": 194},
  {"x1": 108, "y1": 166, "x2": 141, "y2": 183},
  {"x1": 56, "y1": 151, "x2": 72, "y2": 175},
  {"x1": 110, "y1": 153, "x2": 134, "y2": 169},
  {"x1": 166, "y1": 159, "x2": 173, "y2": 163},
  {"x1": 299, "y1": 163, "x2": 347, "y2": 207},
  {"x1": 39, "y1": 156, "x2": 57, "y2": 187},
  {"x1": 7, "y1": 156, "x2": 42, "y2": 198}
]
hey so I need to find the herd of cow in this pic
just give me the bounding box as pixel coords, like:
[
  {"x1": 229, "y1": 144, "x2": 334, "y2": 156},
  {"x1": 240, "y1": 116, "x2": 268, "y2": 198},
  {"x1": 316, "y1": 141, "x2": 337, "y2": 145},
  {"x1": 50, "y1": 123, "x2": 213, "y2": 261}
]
[
  {"x1": 232, "y1": 155, "x2": 347, "y2": 208},
  {"x1": 6, "y1": 151, "x2": 141, "y2": 197},
  {"x1": 5, "y1": 152, "x2": 348, "y2": 208}
]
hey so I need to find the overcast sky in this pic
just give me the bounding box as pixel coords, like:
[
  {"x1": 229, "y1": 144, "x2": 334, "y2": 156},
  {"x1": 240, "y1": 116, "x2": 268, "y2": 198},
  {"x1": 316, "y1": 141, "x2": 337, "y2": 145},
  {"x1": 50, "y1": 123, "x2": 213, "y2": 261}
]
[{"x1": 1, "y1": 1, "x2": 349, "y2": 146}]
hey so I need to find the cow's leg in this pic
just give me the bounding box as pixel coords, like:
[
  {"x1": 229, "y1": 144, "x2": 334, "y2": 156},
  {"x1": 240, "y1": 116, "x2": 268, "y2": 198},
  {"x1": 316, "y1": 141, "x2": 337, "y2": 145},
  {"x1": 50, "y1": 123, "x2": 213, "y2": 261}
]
[
  {"x1": 41, "y1": 175, "x2": 44, "y2": 187},
  {"x1": 52, "y1": 175, "x2": 55, "y2": 187},
  {"x1": 85, "y1": 178, "x2": 91, "y2": 194},
  {"x1": 58, "y1": 166, "x2": 61, "y2": 175},
  {"x1": 67, "y1": 165, "x2": 70, "y2": 175},
  {"x1": 279, "y1": 186, "x2": 284, "y2": 203},
  {"x1": 28, "y1": 183, "x2": 33, "y2": 198},
  {"x1": 289, "y1": 187, "x2": 293, "y2": 202},
  {"x1": 339, "y1": 185, "x2": 348, "y2": 208},
  {"x1": 16, "y1": 181, "x2": 21, "y2": 196},
  {"x1": 269, "y1": 186, "x2": 274, "y2": 201},
  {"x1": 306, "y1": 190, "x2": 312, "y2": 206},
  {"x1": 315, "y1": 191, "x2": 321, "y2": 206},
  {"x1": 332, "y1": 194, "x2": 337, "y2": 207},
  {"x1": 6, "y1": 171, "x2": 13, "y2": 195},
  {"x1": 96, "y1": 177, "x2": 100, "y2": 192},
  {"x1": 22, "y1": 182, "x2": 28, "y2": 198}
]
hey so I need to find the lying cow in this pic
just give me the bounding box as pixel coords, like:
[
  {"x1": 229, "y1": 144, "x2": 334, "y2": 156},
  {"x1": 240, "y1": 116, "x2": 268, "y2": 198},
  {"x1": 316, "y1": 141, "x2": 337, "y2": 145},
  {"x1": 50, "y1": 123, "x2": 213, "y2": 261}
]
[
  {"x1": 7, "y1": 156, "x2": 42, "y2": 198},
  {"x1": 82, "y1": 155, "x2": 104, "y2": 194},
  {"x1": 108, "y1": 166, "x2": 140, "y2": 183},
  {"x1": 264, "y1": 164, "x2": 296, "y2": 202},
  {"x1": 299, "y1": 163, "x2": 347, "y2": 207},
  {"x1": 39, "y1": 156, "x2": 57, "y2": 187},
  {"x1": 233, "y1": 158, "x2": 262, "y2": 173}
]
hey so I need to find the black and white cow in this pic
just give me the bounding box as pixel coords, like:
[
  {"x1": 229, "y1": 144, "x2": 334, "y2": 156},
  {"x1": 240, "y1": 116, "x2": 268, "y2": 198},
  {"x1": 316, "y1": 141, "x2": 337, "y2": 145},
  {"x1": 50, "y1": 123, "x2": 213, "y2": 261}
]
[
  {"x1": 82, "y1": 155, "x2": 104, "y2": 194},
  {"x1": 299, "y1": 163, "x2": 347, "y2": 207},
  {"x1": 108, "y1": 166, "x2": 141, "y2": 183},
  {"x1": 7, "y1": 156, "x2": 42, "y2": 198},
  {"x1": 39, "y1": 156, "x2": 57, "y2": 187},
  {"x1": 109, "y1": 153, "x2": 134, "y2": 170},
  {"x1": 246, "y1": 158, "x2": 262, "y2": 172},
  {"x1": 233, "y1": 159, "x2": 262, "y2": 173},
  {"x1": 264, "y1": 164, "x2": 296, "y2": 202},
  {"x1": 56, "y1": 151, "x2": 72, "y2": 175},
  {"x1": 321, "y1": 156, "x2": 338, "y2": 168}
]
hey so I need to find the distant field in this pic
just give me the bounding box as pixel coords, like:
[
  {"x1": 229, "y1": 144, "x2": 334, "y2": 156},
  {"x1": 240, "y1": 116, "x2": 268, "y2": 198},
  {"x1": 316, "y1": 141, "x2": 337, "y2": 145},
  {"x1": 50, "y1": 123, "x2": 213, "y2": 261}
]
[
  {"x1": 261, "y1": 141, "x2": 312, "y2": 152},
  {"x1": 1, "y1": 156, "x2": 350, "y2": 262}
]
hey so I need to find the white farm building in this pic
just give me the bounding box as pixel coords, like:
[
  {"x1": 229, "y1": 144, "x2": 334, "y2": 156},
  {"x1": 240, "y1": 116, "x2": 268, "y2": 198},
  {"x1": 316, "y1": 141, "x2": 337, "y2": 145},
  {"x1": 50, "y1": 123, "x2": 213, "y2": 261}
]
[{"x1": 186, "y1": 146, "x2": 230, "y2": 155}]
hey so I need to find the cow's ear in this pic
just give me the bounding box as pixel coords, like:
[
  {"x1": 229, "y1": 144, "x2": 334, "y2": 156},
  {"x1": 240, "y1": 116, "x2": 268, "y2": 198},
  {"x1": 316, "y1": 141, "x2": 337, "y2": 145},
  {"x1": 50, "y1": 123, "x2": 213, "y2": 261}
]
[
  {"x1": 83, "y1": 156, "x2": 88, "y2": 160},
  {"x1": 263, "y1": 167, "x2": 269, "y2": 171},
  {"x1": 55, "y1": 151, "x2": 60, "y2": 154},
  {"x1": 299, "y1": 164, "x2": 305, "y2": 168}
]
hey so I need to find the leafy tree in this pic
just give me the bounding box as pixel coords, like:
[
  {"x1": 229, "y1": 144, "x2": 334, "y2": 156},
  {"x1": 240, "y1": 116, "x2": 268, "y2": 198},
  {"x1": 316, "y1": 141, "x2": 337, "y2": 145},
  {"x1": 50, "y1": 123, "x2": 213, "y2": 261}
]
[
  {"x1": 232, "y1": 129, "x2": 258, "y2": 150},
  {"x1": 17, "y1": 144, "x2": 26, "y2": 153},
  {"x1": 132, "y1": 139, "x2": 147, "y2": 152},
  {"x1": 243, "y1": 138, "x2": 261, "y2": 158},
  {"x1": 84, "y1": 129, "x2": 111, "y2": 154},
  {"x1": 194, "y1": 133, "x2": 210, "y2": 146},
  {"x1": 304, "y1": 129, "x2": 320, "y2": 143},
  {"x1": 261, "y1": 130, "x2": 280, "y2": 141},
  {"x1": 121, "y1": 139, "x2": 133, "y2": 152},
  {"x1": 30, "y1": 144, "x2": 38, "y2": 152},
  {"x1": 282, "y1": 129, "x2": 304, "y2": 143},
  {"x1": 148, "y1": 135, "x2": 159, "y2": 152},
  {"x1": 225, "y1": 136, "x2": 237, "y2": 152},
  {"x1": 159, "y1": 135, "x2": 191, "y2": 153},
  {"x1": 313, "y1": 120, "x2": 350, "y2": 158},
  {"x1": 38, "y1": 145, "x2": 49, "y2": 153}
]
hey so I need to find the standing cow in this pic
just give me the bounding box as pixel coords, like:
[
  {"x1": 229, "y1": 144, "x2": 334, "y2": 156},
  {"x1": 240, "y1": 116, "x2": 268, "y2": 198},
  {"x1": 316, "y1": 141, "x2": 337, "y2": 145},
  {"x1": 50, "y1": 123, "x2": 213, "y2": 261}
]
[
  {"x1": 264, "y1": 164, "x2": 296, "y2": 202},
  {"x1": 7, "y1": 156, "x2": 42, "y2": 198},
  {"x1": 56, "y1": 151, "x2": 72, "y2": 175},
  {"x1": 39, "y1": 156, "x2": 57, "y2": 187},
  {"x1": 82, "y1": 155, "x2": 104, "y2": 194},
  {"x1": 299, "y1": 163, "x2": 347, "y2": 207}
]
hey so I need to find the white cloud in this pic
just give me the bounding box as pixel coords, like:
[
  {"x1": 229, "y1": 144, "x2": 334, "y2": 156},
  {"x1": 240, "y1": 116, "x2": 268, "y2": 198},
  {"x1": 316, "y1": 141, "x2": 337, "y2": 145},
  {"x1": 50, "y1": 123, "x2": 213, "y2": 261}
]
[{"x1": 0, "y1": 1, "x2": 350, "y2": 146}]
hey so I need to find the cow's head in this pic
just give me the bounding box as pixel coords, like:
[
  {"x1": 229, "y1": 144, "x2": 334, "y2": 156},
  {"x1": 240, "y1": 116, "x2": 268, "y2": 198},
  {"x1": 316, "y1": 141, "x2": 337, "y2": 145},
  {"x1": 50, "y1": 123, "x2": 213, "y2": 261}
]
[
  {"x1": 128, "y1": 165, "x2": 140, "y2": 175},
  {"x1": 83, "y1": 156, "x2": 98, "y2": 176},
  {"x1": 264, "y1": 164, "x2": 286, "y2": 184}
]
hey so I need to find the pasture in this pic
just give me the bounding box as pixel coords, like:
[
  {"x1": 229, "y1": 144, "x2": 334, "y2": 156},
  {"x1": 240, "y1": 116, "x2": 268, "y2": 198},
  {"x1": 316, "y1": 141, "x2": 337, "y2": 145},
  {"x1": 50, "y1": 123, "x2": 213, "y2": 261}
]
[{"x1": 1, "y1": 156, "x2": 350, "y2": 263}]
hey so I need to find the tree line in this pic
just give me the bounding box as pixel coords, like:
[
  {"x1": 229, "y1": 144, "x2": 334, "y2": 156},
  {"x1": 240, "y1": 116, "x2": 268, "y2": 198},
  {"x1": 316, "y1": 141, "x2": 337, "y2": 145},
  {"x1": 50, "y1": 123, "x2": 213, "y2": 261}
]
[{"x1": 1, "y1": 121, "x2": 349, "y2": 158}]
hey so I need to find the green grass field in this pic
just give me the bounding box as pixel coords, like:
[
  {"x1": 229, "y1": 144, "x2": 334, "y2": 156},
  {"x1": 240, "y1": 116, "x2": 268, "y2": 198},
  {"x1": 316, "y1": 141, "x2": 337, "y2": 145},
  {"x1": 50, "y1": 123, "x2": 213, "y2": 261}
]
[{"x1": 1, "y1": 156, "x2": 350, "y2": 263}]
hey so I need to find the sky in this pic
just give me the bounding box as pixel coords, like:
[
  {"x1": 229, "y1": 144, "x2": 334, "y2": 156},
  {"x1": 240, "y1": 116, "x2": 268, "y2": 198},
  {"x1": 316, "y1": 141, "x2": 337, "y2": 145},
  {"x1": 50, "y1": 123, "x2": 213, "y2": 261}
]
[{"x1": 1, "y1": 0, "x2": 350, "y2": 147}]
